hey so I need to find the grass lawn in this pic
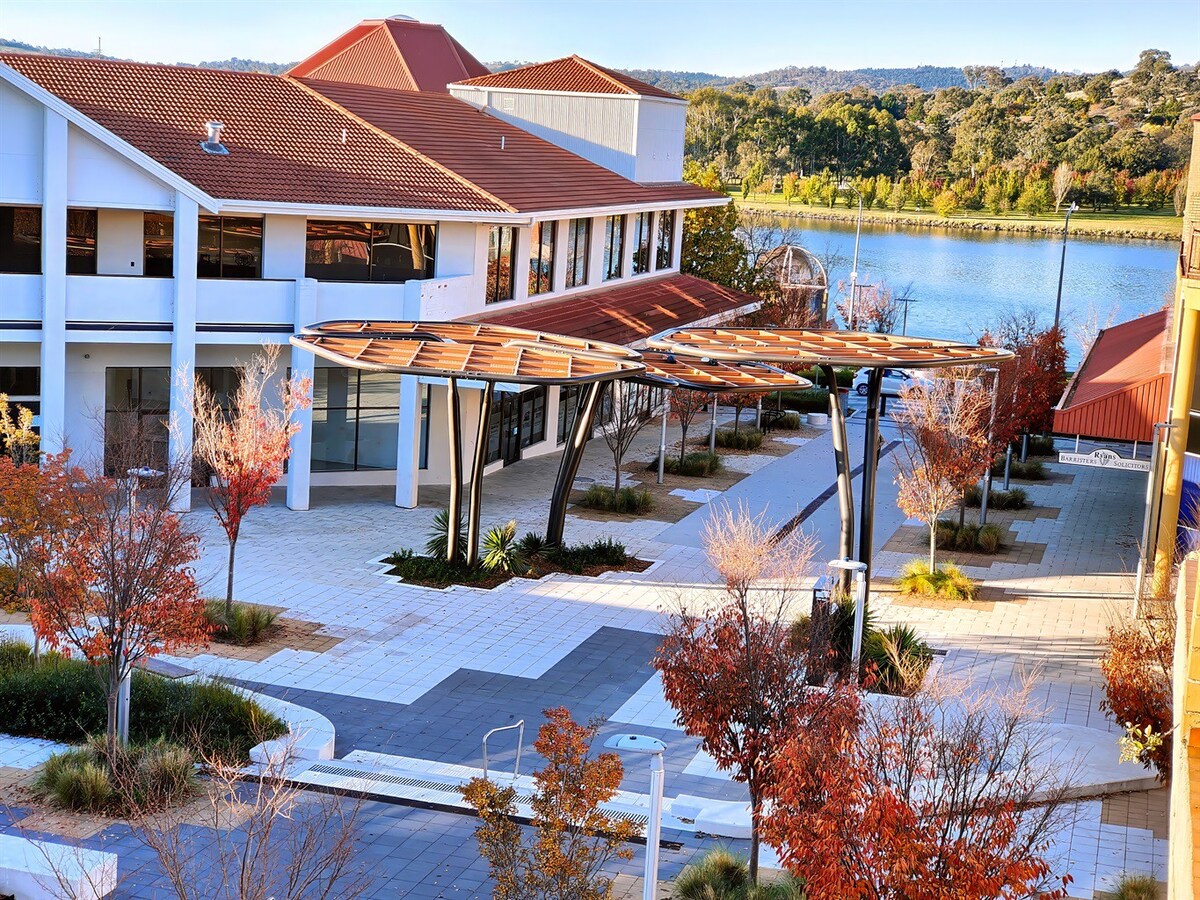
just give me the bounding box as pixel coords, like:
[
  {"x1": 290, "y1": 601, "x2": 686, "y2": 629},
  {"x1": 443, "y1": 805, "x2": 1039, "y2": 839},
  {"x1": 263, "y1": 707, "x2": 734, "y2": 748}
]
[{"x1": 730, "y1": 192, "x2": 1182, "y2": 240}]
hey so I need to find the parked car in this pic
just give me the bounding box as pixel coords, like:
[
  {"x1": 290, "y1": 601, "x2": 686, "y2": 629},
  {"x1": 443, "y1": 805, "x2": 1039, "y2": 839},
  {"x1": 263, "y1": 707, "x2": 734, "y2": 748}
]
[{"x1": 852, "y1": 367, "x2": 921, "y2": 396}]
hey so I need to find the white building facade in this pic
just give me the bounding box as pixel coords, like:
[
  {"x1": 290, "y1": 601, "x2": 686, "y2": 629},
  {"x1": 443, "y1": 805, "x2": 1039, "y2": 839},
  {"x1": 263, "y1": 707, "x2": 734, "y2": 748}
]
[{"x1": 0, "y1": 17, "x2": 750, "y2": 511}]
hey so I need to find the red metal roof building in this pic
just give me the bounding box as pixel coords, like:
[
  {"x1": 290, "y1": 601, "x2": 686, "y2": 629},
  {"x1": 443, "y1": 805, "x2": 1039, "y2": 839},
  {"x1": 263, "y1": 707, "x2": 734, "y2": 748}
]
[
  {"x1": 454, "y1": 55, "x2": 683, "y2": 101},
  {"x1": 1054, "y1": 309, "x2": 1173, "y2": 443}
]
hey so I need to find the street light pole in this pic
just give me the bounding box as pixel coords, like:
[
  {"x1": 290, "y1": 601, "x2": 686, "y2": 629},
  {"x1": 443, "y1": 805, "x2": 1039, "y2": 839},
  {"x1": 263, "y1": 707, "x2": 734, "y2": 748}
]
[
  {"x1": 840, "y1": 180, "x2": 864, "y2": 330},
  {"x1": 606, "y1": 734, "x2": 667, "y2": 900},
  {"x1": 828, "y1": 558, "x2": 868, "y2": 678},
  {"x1": 978, "y1": 368, "x2": 1000, "y2": 526},
  {"x1": 897, "y1": 296, "x2": 916, "y2": 336},
  {"x1": 1053, "y1": 202, "x2": 1079, "y2": 330}
]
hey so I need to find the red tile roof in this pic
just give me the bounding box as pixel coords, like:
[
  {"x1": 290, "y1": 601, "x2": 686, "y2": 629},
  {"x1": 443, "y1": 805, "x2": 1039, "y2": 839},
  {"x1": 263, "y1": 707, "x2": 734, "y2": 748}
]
[
  {"x1": 286, "y1": 18, "x2": 490, "y2": 93},
  {"x1": 1054, "y1": 309, "x2": 1171, "y2": 442},
  {"x1": 1, "y1": 53, "x2": 504, "y2": 211},
  {"x1": 471, "y1": 274, "x2": 760, "y2": 347},
  {"x1": 455, "y1": 56, "x2": 683, "y2": 101},
  {"x1": 303, "y1": 79, "x2": 720, "y2": 213}
]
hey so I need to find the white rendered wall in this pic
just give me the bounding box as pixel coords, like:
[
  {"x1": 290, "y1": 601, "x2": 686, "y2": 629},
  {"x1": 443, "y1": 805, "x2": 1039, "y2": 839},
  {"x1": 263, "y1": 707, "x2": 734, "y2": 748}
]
[
  {"x1": 0, "y1": 80, "x2": 43, "y2": 203},
  {"x1": 633, "y1": 99, "x2": 686, "y2": 182},
  {"x1": 261, "y1": 215, "x2": 307, "y2": 280},
  {"x1": 96, "y1": 209, "x2": 145, "y2": 276},
  {"x1": 67, "y1": 126, "x2": 173, "y2": 210}
]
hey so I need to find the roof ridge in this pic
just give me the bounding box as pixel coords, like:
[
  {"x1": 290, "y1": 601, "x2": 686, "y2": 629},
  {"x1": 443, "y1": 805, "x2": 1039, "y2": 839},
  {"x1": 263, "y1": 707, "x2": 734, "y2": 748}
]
[
  {"x1": 289, "y1": 77, "x2": 516, "y2": 213},
  {"x1": 572, "y1": 56, "x2": 637, "y2": 95},
  {"x1": 0, "y1": 51, "x2": 283, "y2": 79}
]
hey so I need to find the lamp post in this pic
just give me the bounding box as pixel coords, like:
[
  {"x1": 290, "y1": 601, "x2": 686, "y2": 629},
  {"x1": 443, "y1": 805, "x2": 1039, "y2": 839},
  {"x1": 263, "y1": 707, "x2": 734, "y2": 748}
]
[
  {"x1": 978, "y1": 368, "x2": 1000, "y2": 526},
  {"x1": 896, "y1": 296, "x2": 916, "y2": 336},
  {"x1": 827, "y1": 557, "x2": 868, "y2": 677},
  {"x1": 839, "y1": 180, "x2": 864, "y2": 330},
  {"x1": 1053, "y1": 202, "x2": 1079, "y2": 330},
  {"x1": 606, "y1": 734, "x2": 667, "y2": 900}
]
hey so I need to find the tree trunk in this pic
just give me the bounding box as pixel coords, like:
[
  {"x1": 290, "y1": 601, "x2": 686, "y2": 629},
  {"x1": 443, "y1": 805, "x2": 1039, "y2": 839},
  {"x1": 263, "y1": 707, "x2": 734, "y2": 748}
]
[
  {"x1": 958, "y1": 494, "x2": 965, "y2": 528},
  {"x1": 225, "y1": 538, "x2": 237, "y2": 616},
  {"x1": 106, "y1": 664, "x2": 121, "y2": 760},
  {"x1": 613, "y1": 458, "x2": 622, "y2": 495},
  {"x1": 733, "y1": 407, "x2": 741, "y2": 433},
  {"x1": 929, "y1": 522, "x2": 937, "y2": 574},
  {"x1": 749, "y1": 818, "x2": 760, "y2": 886},
  {"x1": 679, "y1": 427, "x2": 688, "y2": 467}
]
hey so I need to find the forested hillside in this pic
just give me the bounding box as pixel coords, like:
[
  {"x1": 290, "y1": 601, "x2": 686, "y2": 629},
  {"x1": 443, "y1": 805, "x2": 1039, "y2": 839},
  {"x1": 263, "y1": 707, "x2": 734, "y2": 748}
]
[{"x1": 686, "y1": 51, "x2": 1196, "y2": 218}]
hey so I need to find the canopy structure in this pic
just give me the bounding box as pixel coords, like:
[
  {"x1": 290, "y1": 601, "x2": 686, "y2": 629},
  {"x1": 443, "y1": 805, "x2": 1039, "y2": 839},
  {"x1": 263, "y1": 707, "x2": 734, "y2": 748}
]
[
  {"x1": 635, "y1": 350, "x2": 811, "y2": 392},
  {"x1": 293, "y1": 321, "x2": 645, "y2": 563},
  {"x1": 651, "y1": 327, "x2": 1013, "y2": 599}
]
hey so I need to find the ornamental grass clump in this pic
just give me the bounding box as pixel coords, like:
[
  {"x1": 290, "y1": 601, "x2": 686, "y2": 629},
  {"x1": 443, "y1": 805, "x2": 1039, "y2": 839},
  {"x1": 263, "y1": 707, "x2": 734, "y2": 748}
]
[
  {"x1": 204, "y1": 600, "x2": 277, "y2": 645},
  {"x1": 897, "y1": 559, "x2": 979, "y2": 601},
  {"x1": 660, "y1": 451, "x2": 723, "y2": 477},
  {"x1": 580, "y1": 484, "x2": 655, "y2": 515},
  {"x1": 715, "y1": 427, "x2": 765, "y2": 450},
  {"x1": 36, "y1": 736, "x2": 197, "y2": 814}
]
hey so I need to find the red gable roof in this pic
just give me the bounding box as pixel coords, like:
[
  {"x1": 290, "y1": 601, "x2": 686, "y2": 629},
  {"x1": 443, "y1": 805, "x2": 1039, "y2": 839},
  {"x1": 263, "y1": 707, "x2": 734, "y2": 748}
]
[
  {"x1": 303, "y1": 79, "x2": 720, "y2": 213},
  {"x1": 471, "y1": 274, "x2": 759, "y2": 347},
  {"x1": 455, "y1": 56, "x2": 683, "y2": 101},
  {"x1": 286, "y1": 18, "x2": 489, "y2": 93},
  {"x1": 1054, "y1": 308, "x2": 1172, "y2": 443},
  {"x1": 1, "y1": 53, "x2": 503, "y2": 211}
]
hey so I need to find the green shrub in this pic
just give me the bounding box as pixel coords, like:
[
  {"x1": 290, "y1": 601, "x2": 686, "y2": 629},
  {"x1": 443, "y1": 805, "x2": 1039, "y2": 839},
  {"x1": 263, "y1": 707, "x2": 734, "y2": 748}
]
[
  {"x1": 715, "y1": 428, "x2": 764, "y2": 450},
  {"x1": 954, "y1": 524, "x2": 980, "y2": 551},
  {"x1": 516, "y1": 532, "x2": 554, "y2": 562},
  {"x1": 481, "y1": 520, "x2": 527, "y2": 574},
  {"x1": 1109, "y1": 873, "x2": 1160, "y2": 900},
  {"x1": 898, "y1": 559, "x2": 979, "y2": 601},
  {"x1": 865, "y1": 624, "x2": 933, "y2": 695},
  {"x1": 829, "y1": 591, "x2": 877, "y2": 663},
  {"x1": 977, "y1": 524, "x2": 1003, "y2": 553},
  {"x1": 777, "y1": 411, "x2": 803, "y2": 429},
  {"x1": 780, "y1": 388, "x2": 831, "y2": 413},
  {"x1": 934, "y1": 520, "x2": 958, "y2": 550},
  {"x1": 425, "y1": 507, "x2": 468, "y2": 559},
  {"x1": 549, "y1": 538, "x2": 629, "y2": 573},
  {"x1": 205, "y1": 600, "x2": 277, "y2": 645},
  {"x1": 963, "y1": 484, "x2": 1029, "y2": 510},
  {"x1": 673, "y1": 849, "x2": 748, "y2": 899},
  {"x1": 0, "y1": 638, "x2": 34, "y2": 675},
  {"x1": 37, "y1": 738, "x2": 197, "y2": 813},
  {"x1": 1025, "y1": 435, "x2": 1056, "y2": 457},
  {"x1": 580, "y1": 484, "x2": 654, "y2": 515},
  {"x1": 42, "y1": 758, "x2": 113, "y2": 812},
  {"x1": 134, "y1": 740, "x2": 197, "y2": 805},
  {"x1": 991, "y1": 458, "x2": 1047, "y2": 481},
  {"x1": 661, "y1": 451, "x2": 723, "y2": 477},
  {"x1": 386, "y1": 549, "x2": 494, "y2": 586}
]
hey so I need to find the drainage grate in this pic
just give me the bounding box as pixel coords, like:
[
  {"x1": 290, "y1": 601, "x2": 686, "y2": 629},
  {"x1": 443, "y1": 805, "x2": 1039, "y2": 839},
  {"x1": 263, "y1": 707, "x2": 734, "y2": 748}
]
[{"x1": 307, "y1": 764, "x2": 464, "y2": 794}]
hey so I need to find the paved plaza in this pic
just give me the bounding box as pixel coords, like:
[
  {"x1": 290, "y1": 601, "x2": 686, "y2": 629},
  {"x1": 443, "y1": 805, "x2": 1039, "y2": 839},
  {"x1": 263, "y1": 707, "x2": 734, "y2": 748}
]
[{"x1": 0, "y1": 405, "x2": 1169, "y2": 898}]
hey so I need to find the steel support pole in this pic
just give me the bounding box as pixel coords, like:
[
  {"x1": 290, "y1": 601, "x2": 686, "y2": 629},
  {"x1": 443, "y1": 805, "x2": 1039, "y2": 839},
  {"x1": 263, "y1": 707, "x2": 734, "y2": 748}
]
[
  {"x1": 857, "y1": 369, "x2": 884, "y2": 600},
  {"x1": 446, "y1": 377, "x2": 463, "y2": 563},
  {"x1": 708, "y1": 400, "x2": 717, "y2": 453},
  {"x1": 547, "y1": 381, "x2": 604, "y2": 546},
  {"x1": 657, "y1": 403, "x2": 668, "y2": 485},
  {"x1": 642, "y1": 752, "x2": 665, "y2": 900},
  {"x1": 1003, "y1": 445, "x2": 1012, "y2": 490},
  {"x1": 822, "y1": 365, "x2": 855, "y2": 592},
  {"x1": 979, "y1": 369, "x2": 999, "y2": 526},
  {"x1": 1134, "y1": 423, "x2": 1170, "y2": 615},
  {"x1": 465, "y1": 382, "x2": 495, "y2": 568}
]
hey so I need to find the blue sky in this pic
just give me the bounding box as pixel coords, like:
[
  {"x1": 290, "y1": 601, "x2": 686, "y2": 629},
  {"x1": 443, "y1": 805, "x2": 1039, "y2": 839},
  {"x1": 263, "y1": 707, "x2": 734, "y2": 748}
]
[{"x1": 3, "y1": 0, "x2": 1196, "y2": 75}]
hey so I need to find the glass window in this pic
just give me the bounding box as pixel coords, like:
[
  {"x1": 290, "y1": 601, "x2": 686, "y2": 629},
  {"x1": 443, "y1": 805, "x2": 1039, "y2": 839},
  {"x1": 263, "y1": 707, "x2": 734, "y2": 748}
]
[
  {"x1": 557, "y1": 385, "x2": 581, "y2": 445},
  {"x1": 520, "y1": 387, "x2": 546, "y2": 448},
  {"x1": 656, "y1": 210, "x2": 675, "y2": 269},
  {"x1": 143, "y1": 213, "x2": 174, "y2": 277},
  {"x1": 66, "y1": 209, "x2": 97, "y2": 275},
  {"x1": 529, "y1": 221, "x2": 556, "y2": 296},
  {"x1": 565, "y1": 218, "x2": 590, "y2": 289},
  {"x1": 305, "y1": 221, "x2": 435, "y2": 282},
  {"x1": 602, "y1": 214, "x2": 625, "y2": 281},
  {"x1": 419, "y1": 384, "x2": 430, "y2": 470},
  {"x1": 197, "y1": 215, "x2": 262, "y2": 279},
  {"x1": 631, "y1": 212, "x2": 652, "y2": 275},
  {"x1": 311, "y1": 367, "x2": 400, "y2": 472},
  {"x1": 0, "y1": 206, "x2": 41, "y2": 274},
  {"x1": 486, "y1": 225, "x2": 515, "y2": 304}
]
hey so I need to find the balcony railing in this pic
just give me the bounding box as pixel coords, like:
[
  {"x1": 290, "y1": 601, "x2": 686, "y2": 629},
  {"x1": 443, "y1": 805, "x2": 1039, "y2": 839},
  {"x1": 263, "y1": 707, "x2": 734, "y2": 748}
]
[
  {"x1": 0, "y1": 274, "x2": 41, "y2": 323},
  {"x1": 197, "y1": 278, "x2": 294, "y2": 327},
  {"x1": 66, "y1": 274, "x2": 173, "y2": 324}
]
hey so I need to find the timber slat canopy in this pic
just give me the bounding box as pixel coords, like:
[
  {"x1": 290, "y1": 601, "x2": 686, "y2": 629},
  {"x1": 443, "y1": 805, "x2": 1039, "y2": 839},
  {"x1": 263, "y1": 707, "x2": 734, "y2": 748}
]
[
  {"x1": 636, "y1": 351, "x2": 813, "y2": 393},
  {"x1": 649, "y1": 328, "x2": 1014, "y2": 368},
  {"x1": 303, "y1": 321, "x2": 641, "y2": 359}
]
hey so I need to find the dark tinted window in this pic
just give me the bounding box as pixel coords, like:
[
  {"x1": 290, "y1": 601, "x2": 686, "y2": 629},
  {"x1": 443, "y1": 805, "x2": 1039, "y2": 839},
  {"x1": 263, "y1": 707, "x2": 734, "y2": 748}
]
[
  {"x1": 565, "y1": 218, "x2": 590, "y2": 289},
  {"x1": 656, "y1": 210, "x2": 675, "y2": 269},
  {"x1": 144, "y1": 213, "x2": 174, "y2": 277},
  {"x1": 602, "y1": 215, "x2": 624, "y2": 281},
  {"x1": 486, "y1": 225, "x2": 515, "y2": 303},
  {"x1": 305, "y1": 220, "x2": 435, "y2": 282},
  {"x1": 66, "y1": 209, "x2": 97, "y2": 275},
  {"x1": 632, "y1": 212, "x2": 651, "y2": 275},
  {"x1": 529, "y1": 221, "x2": 555, "y2": 296},
  {"x1": 197, "y1": 216, "x2": 262, "y2": 279},
  {"x1": 0, "y1": 206, "x2": 41, "y2": 274}
]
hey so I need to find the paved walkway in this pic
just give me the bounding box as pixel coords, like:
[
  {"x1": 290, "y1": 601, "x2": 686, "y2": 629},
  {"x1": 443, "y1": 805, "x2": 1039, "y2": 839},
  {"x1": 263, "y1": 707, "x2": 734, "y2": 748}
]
[{"x1": 0, "y1": 409, "x2": 1164, "y2": 897}]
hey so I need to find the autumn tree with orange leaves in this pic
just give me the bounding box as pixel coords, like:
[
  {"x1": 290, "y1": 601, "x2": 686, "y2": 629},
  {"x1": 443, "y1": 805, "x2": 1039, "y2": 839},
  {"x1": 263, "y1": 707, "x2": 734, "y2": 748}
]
[
  {"x1": 668, "y1": 388, "x2": 708, "y2": 466},
  {"x1": 0, "y1": 449, "x2": 74, "y2": 616},
  {"x1": 461, "y1": 707, "x2": 634, "y2": 900},
  {"x1": 655, "y1": 505, "x2": 841, "y2": 886},
  {"x1": 189, "y1": 346, "x2": 311, "y2": 615},
  {"x1": 893, "y1": 372, "x2": 992, "y2": 571},
  {"x1": 980, "y1": 312, "x2": 1068, "y2": 451},
  {"x1": 716, "y1": 390, "x2": 770, "y2": 434},
  {"x1": 763, "y1": 675, "x2": 1075, "y2": 899},
  {"x1": 31, "y1": 459, "x2": 209, "y2": 757}
]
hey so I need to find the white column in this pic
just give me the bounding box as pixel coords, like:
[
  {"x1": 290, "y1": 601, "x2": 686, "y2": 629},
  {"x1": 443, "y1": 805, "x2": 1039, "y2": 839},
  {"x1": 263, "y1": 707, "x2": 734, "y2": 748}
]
[
  {"x1": 286, "y1": 277, "x2": 317, "y2": 510},
  {"x1": 620, "y1": 213, "x2": 636, "y2": 278},
  {"x1": 671, "y1": 208, "x2": 684, "y2": 270},
  {"x1": 587, "y1": 215, "x2": 606, "y2": 287},
  {"x1": 39, "y1": 110, "x2": 68, "y2": 455},
  {"x1": 168, "y1": 192, "x2": 198, "y2": 511},
  {"x1": 512, "y1": 225, "x2": 532, "y2": 303},
  {"x1": 394, "y1": 279, "x2": 424, "y2": 507}
]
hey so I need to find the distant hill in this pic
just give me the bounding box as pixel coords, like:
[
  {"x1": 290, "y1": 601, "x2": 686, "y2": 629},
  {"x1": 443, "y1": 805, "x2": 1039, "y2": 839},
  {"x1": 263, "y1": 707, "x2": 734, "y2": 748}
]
[{"x1": 0, "y1": 37, "x2": 1063, "y2": 94}]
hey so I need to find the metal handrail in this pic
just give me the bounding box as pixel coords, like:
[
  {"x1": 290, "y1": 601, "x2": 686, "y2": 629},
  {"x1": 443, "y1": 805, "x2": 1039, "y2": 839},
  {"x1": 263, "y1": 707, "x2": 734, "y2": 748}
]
[{"x1": 482, "y1": 720, "x2": 525, "y2": 783}]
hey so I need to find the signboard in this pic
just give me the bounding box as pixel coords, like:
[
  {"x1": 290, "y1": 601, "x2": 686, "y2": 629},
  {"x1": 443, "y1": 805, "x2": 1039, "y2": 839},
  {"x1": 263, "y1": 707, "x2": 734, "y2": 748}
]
[{"x1": 1057, "y1": 448, "x2": 1151, "y2": 472}]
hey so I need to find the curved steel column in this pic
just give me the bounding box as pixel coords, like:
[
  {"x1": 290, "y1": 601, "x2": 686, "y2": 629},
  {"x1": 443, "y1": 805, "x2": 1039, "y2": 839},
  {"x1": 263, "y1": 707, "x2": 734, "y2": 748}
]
[
  {"x1": 857, "y1": 368, "x2": 884, "y2": 602},
  {"x1": 547, "y1": 381, "x2": 604, "y2": 546},
  {"x1": 466, "y1": 382, "x2": 495, "y2": 568},
  {"x1": 821, "y1": 365, "x2": 855, "y2": 589},
  {"x1": 445, "y1": 377, "x2": 464, "y2": 563}
]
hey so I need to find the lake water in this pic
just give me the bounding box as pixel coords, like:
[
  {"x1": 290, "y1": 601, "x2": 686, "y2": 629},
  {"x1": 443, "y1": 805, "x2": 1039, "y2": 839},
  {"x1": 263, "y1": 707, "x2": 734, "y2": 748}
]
[{"x1": 783, "y1": 219, "x2": 1177, "y2": 367}]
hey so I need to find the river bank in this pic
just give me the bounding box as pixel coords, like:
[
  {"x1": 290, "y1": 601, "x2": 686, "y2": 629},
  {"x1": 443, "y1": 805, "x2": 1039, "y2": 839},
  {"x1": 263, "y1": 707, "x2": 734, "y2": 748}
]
[{"x1": 734, "y1": 198, "x2": 1181, "y2": 242}]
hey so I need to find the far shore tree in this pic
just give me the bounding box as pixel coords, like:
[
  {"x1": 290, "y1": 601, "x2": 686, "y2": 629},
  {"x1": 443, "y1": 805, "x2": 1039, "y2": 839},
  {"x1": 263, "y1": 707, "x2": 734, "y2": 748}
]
[
  {"x1": 189, "y1": 345, "x2": 312, "y2": 616},
  {"x1": 655, "y1": 505, "x2": 839, "y2": 886},
  {"x1": 669, "y1": 388, "x2": 709, "y2": 465},
  {"x1": 597, "y1": 383, "x2": 652, "y2": 494},
  {"x1": 893, "y1": 372, "x2": 991, "y2": 571},
  {"x1": 30, "y1": 443, "x2": 209, "y2": 758}
]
